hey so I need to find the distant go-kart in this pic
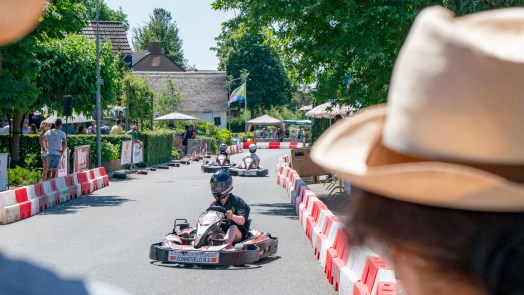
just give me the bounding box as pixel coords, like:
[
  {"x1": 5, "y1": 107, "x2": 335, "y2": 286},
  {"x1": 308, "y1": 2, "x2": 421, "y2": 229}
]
[
  {"x1": 201, "y1": 154, "x2": 233, "y2": 173},
  {"x1": 229, "y1": 157, "x2": 269, "y2": 177},
  {"x1": 149, "y1": 206, "x2": 278, "y2": 266}
]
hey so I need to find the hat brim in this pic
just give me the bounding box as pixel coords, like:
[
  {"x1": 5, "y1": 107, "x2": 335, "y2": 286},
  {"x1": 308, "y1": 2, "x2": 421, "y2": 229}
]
[
  {"x1": 0, "y1": 0, "x2": 46, "y2": 46},
  {"x1": 311, "y1": 105, "x2": 524, "y2": 212}
]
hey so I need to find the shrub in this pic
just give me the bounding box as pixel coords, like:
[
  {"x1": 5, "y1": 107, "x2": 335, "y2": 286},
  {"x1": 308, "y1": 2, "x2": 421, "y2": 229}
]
[
  {"x1": 138, "y1": 130, "x2": 173, "y2": 165},
  {"x1": 9, "y1": 167, "x2": 41, "y2": 186},
  {"x1": 217, "y1": 129, "x2": 232, "y2": 146}
]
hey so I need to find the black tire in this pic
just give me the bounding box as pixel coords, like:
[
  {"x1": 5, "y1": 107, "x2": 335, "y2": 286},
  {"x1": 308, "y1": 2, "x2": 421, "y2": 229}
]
[
  {"x1": 257, "y1": 168, "x2": 269, "y2": 177},
  {"x1": 229, "y1": 169, "x2": 239, "y2": 176}
]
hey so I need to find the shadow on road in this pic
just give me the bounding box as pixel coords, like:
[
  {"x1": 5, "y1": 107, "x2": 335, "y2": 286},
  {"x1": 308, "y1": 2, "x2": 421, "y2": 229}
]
[
  {"x1": 150, "y1": 255, "x2": 281, "y2": 270},
  {"x1": 250, "y1": 203, "x2": 298, "y2": 220},
  {"x1": 39, "y1": 195, "x2": 131, "y2": 215}
]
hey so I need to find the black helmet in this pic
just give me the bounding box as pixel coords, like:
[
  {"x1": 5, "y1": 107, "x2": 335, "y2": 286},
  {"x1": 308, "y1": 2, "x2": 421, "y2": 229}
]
[
  {"x1": 210, "y1": 170, "x2": 233, "y2": 200},
  {"x1": 219, "y1": 143, "x2": 227, "y2": 152}
]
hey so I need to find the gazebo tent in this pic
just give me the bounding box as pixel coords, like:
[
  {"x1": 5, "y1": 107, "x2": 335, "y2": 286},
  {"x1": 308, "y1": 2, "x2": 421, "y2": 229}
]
[{"x1": 246, "y1": 115, "x2": 284, "y2": 133}]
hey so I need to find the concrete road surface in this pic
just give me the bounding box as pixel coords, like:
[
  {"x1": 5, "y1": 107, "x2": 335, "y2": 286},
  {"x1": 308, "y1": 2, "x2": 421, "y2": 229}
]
[{"x1": 0, "y1": 150, "x2": 336, "y2": 295}]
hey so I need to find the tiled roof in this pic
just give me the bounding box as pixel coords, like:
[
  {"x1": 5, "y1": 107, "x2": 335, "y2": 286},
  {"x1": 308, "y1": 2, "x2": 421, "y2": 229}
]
[
  {"x1": 81, "y1": 21, "x2": 131, "y2": 55},
  {"x1": 131, "y1": 51, "x2": 149, "y2": 66},
  {"x1": 135, "y1": 71, "x2": 228, "y2": 112},
  {"x1": 132, "y1": 54, "x2": 184, "y2": 72}
]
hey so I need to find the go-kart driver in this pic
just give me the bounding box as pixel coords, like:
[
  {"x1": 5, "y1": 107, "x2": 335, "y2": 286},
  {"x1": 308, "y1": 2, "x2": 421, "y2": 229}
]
[
  {"x1": 210, "y1": 171, "x2": 250, "y2": 244},
  {"x1": 216, "y1": 143, "x2": 230, "y2": 165},
  {"x1": 242, "y1": 144, "x2": 260, "y2": 168}
]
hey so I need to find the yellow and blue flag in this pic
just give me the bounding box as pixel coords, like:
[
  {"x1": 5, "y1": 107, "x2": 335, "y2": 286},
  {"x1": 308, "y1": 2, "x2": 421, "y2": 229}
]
[{"x1": 229, "y1": 83, "x2": 246, "y2": 105}]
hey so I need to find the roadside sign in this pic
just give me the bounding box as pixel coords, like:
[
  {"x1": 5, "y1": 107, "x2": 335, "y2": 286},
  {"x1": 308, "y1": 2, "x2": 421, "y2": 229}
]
[
  {"x1": 74, "y1": 145, "x2": 90, "y2": 172},
  {"x1": 121, "y1": 140, "x2": 132, "y2": 165}
]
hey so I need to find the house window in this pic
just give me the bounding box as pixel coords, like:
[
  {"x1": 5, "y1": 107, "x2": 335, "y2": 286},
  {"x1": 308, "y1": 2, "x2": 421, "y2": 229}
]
[{"x1": 214, "y1": 117, "x2": 221, "y2": 126}]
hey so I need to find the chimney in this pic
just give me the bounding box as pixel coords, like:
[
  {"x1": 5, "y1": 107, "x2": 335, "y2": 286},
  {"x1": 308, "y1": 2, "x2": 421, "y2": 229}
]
[{"x1": 148, "y1": 41, "x2": 163, "y2": 55}]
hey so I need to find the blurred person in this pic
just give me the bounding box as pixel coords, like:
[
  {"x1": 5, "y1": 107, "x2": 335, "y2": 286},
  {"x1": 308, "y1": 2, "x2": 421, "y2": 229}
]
[
  {"x1": 312, "y1": 7, "x2": 524, "y2": 295},
  {"x1": 22, "y1": 119, "x2": 31, "y2": 134},
  {"x1": 182, "y1": 125, "x2": 190, "y2": 155},
  {"x1": 110, "y1": 119, "x2": 125, "y2": 135},
  {"x1": 39, "y1": 121, "x2": 51, "y2": 180},
  {"x1": 29, "y1": 123, "x2": 37, "y2": 134},
  {"x1": 126, "y1": 125, "x2": 142, "y2": 148},
  {"x1": 78, "y1": 125, "x2": 87, "y2": 134},
  {"x1": 190, "y1": 125, "x2": 197, "y2": 139},
  {"x1": 44, "y1": 118, "x2": 66, "y2": 180}
]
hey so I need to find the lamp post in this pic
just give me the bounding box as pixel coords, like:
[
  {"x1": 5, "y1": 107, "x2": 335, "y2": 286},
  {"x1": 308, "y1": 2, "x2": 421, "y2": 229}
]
[{"x1": 95, "y1": 0, "x2": 102, "y2": 167}]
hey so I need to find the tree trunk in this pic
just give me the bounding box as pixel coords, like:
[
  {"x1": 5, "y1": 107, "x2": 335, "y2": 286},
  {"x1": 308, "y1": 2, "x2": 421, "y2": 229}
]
[{"x1": 9, "y1": 109, "x2": 23, "y2": 166}]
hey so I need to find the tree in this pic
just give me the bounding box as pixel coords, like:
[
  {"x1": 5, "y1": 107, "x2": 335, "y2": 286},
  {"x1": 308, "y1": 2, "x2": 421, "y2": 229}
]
[
  {"x1": 132, "y1": 8, "x2": 187, "y2": 69},
  {"x1": 154, "y1": 80, "x2": 185, "y2": 115},
  {"x1": 36, "y1": 34, "x2": 120, "y2": 116},
  {"x1": 212, "y1": 0, "x2": 524, "y2": 109},
  {"x1": 121, "y1": 72, "x2": 154, "y2": 130},
  {"x1": 0, "y1": 0, "x2": 86, "y2": 165},
  {"x1": 215, "y1": 22, "x2": 293, "y2": 117},
  {"x1": 80, "y1": 0, "x2": 129, "y2": 30}
]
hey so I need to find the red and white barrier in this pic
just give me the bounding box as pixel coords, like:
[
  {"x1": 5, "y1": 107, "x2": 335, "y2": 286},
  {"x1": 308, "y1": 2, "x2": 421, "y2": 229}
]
[
  {"x1": 0, "y1": 168, "x2": 110, "y2": 225},
  {"x1": 274, "y1": 155, "x2": 397, "y2": 294},
  {"x1": 242, "y1": 142, "x2": 304, "y2": 149}
]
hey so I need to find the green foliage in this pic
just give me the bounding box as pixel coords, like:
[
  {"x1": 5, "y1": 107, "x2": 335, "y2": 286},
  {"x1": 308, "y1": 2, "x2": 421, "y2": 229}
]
[
  {"x1": 217, "y1": 129, "x2": 232, "y2": 146},
  {"x1": 442, "y1": 0, "x2": 524, "y2": 15},
  {"x1": 9, "y1": 167, "x2": 41, "y2": 186},
  {"x1": 138, "y1": 130, "x2": 173, "y2": 165},
  {"x1": 122, "y1": 72, "x2": 154, "y2": 122},
  {"x1": 80, "y1": 0, "x2": 130, "y2": 30},
  {"x1": 101, "y1": 142, "x2": 119, "y2": 161},
  {"x1": 132, "y1": 8, "x2": 188, "y2": 69},
  {"x1": 228, "y1": 117, "x2": 245, "y2": 133},
  {"x1": 171, "y1": 147, "x2": 182, "y2": 160},
  {"x1": 215, "y1": 26, "x2": 293, "y2": 116},
  {"x1": 36, "y1": 34, "x2": 120, "y2": 116},
  {"x1": 265, "y1": 105, "x2": 305, "y2": 120},
  {"x1": 154, "y1": 80, "x2": 185, "y2": 115}
]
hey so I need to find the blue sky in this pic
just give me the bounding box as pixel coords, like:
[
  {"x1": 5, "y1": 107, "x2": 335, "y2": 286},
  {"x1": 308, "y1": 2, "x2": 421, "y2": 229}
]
[{"x1": 104, "y1": 0, "x2": 235, "y2": 70}]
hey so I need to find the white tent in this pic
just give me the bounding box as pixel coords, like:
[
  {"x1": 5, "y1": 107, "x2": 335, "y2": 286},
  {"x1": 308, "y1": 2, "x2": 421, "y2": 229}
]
[
  {"x1": 305, "y1": 102, "x2": 357, "y2": 119},
  {"x1": 246, "y1": 115, "x2": 284, "y2": 133},
  {"x1": 44, "y1": 114, "x2": 93, "y2": 124},
  {"x1": 153, "y1": 112, "x2": 199, "y2": 121}
]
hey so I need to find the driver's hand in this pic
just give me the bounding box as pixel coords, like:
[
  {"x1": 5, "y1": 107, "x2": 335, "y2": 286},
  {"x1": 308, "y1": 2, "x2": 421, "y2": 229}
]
[{"x1": 225, "y1": 210, "x2": 233, "y2": 219}]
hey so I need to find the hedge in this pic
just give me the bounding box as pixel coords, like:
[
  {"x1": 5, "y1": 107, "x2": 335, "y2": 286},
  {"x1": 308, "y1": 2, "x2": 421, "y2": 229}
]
[
  {"x1": 0, "y1": 131, "x2": 173, "y2": 167},
  {"x1": 138, "y1": 130, "x2": 173, "y2": 165}
]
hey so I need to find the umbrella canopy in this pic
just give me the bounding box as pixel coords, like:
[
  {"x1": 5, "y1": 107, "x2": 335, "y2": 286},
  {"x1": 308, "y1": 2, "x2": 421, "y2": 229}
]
[
  {"x1": 283, "y1": 120, "x2": 312, "y2": 126},
  {"x1": 246, "y1": 114, "x2": 284, "y2": 133},
  {"x1": 305, "y1": 102, "x2": 357, "y2": 119},
  {"x1": 153, "y1": 112, "x2": 199, "y2": 121}
]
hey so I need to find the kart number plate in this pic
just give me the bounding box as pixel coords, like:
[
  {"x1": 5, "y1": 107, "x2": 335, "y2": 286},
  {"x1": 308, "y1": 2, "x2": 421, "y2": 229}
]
[
  {"x1": 239, "y1": 170, "x2": 256, "y2": 176},
  {"x1": 168, "y1": 251, "x2": 219, "y2": 264}
]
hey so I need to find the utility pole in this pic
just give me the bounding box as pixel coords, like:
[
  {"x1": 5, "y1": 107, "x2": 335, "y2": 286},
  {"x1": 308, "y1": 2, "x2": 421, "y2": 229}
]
[{"x1": 95, "y1": 0, "x2": 102, "y2": 167}]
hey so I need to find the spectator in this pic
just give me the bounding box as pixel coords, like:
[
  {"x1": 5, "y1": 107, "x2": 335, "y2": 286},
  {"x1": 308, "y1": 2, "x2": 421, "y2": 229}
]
[
  {"x1": 285, "y1": 128, "x2": 290, "y2": 138},
  {"x1": 110, "y1": 119, "x2": 125, "y2": 135},
  {"x1": 44, "y1": 118, "x2": 66, "y2": 180},
  {"x1": 182, "y1": 125, "x2": 190, "y2": 155},
  {"x1": 276, "y1": 127, "x2": 284, "y2": 142},
  {"x1": 0, "y1": 122, "x2": 7, "y2": 135},
  {"x1": 29, "y1": 124, "x2": 37, "y2": 134},
  {"x1": 22, "y1": 120, "x2": 31, "y2": 134},
  {"x1": 190, "y1": 125, "x2": 196, "y2": 139},
  {"x1": 297, "y1": 126, "x2": 304, "y2": 139},
  {"x1": 78, "y1": 125, "x2": 87, "y2": 134},
  {"x1": 126, "y1": 125, "x2": 142, "y2": 148},
  {"x1": 101, "y1": 124, "x2": 110, "y2": 135},
  {"x1": 311, "y1": 6, "x2": 524, "y2": 295},
  {"x1": 87, "y1": 122, "x2": 95, "y2": 134},
  {"x1": 39, "y1": 122, "x2": 51, "y2": 181}
]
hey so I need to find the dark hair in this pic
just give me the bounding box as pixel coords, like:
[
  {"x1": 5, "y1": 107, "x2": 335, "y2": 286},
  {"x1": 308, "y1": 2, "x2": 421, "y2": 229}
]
[
  {"x1": 116, "y1": 119, "x2": 121, "y2": 124},
  {"x1": 347, "y1": 187, "x2": 524, "y2": 294},
  {"x1": 185, "y1": 125, "x2": 189, "y2": 129},
  {"x1": 55, "y1": 118, "x2": 62, "y2": 127},
  {"x1": 30, "y1": 124, "x2": 37, "y2": 133},
  {"x1": 334, "y1": 114, "x2": 343, "y2": 120},
  {"x1": 78, "y1": 125, "x2": 85, "y2": 133}
]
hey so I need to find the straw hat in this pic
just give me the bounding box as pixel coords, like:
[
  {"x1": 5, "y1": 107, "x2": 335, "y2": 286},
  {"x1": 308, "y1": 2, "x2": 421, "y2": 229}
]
[
  {"x1": 0, "y1": 0, "x2": 47, "y2": 46},
  {"x1": 311, "y1": 6, "x2": 524, "y2": 212}
]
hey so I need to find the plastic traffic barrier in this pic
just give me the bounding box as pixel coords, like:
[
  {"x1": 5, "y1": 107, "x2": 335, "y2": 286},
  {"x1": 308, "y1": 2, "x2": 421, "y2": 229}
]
[
  {"x1": 42, "y1": 180, "x2": 59, "y2": 207},
  {"x1": 319, "y1": 221, "x2": 345, "y2": 269},
  {"x1": 0, "y1": 190, "x2": 20, "y2": 224},
  {"x1": 311, "y1": 209, "x2": 336, "y2": 250},
  {"x1": 31, "y1": 183, "x2": 48, "y2": 211},
  {"x1": 88, "y1": 170, "x2": 99, "y2": 192},
  {"x1": 299, "y1": 191, "x2": 317, "y2": 227},
  {"x1": 306, "y1": 201, "x2": 328, "y2": 241},
  {"x1": 77, "y1": 172, "x2": 91, "y2": 195},
  {"x1": 314, "y1": 214, "x2": 338, "y2": 258},
  {"x1": 362, "y1": 257, "x2": 396, "y2": 295},
  {"x1": 24, "y1": 185, "x2": 41, "y2": 215},
  {"x1": 14, "y1": 187, "x2": 33, "y2": 219},
  {"x1": 54, "y1": 177, "x2": 71, "y2": 202},
  {"x1": 354, "y1": 281, "x2": 369, "y2": 295},
  {"x1": 301, "y1": 196, "x2": 320, "y2": 232},
  {"x1": 65, "y1": 175, "x2": 79, "y2": 199},
  {"x1": 291, "y1": 184, "x2": 310, "y2": 213},
  {"x1": 375, "y1": 282, "x2": 397, "y2": 295},
  {"x1": 325, "y1": 228, "x2": 349, "y2": 283},
  {"x1": 339, "y1": 247, "x2": 377, "y2": 295},
  {"x1": 268, "y1": 142, "x2": 280, "y2": 149}
]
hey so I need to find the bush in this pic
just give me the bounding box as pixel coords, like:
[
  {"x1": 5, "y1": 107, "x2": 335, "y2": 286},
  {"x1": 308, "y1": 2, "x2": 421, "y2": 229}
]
[
  {"x1": 228, "y1": 117, "x2": 245, "y2": 133},
  {"x1": 217, "y1": 129, "x2": 232, "y2": 146},
  {"x1": 9, "y1": 167, "x2": 41, "y2": 186},
  {"x1": 171, "y1": 147, "x2": 182, "y2": 160},
  {"x1": 138, "y1": 130, "x2": 173, "y2": 165}
]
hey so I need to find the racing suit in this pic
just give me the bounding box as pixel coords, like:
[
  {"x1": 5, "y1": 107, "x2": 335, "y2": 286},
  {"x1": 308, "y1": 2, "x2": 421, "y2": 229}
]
[
  {"x1": 210, "y1": 194, "x2": 251, "y2": 239},
  {"x1": 216, "y1": 151, "x2": 230, "y2": 165},
  {"x1": 243, "y1": 152, "x2": 260, "y2": 168}
]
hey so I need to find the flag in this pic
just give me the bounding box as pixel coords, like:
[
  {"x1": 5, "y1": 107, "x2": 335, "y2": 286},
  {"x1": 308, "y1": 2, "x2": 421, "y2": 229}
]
[{"x1": 229, "y1": 83, "x2": 246, "y2": 105}]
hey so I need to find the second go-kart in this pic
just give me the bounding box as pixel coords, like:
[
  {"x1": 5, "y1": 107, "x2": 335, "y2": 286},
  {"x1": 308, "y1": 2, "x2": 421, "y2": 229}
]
[
  {"x1": 229, "y1": 157, "x2": 269, "y2": 177},
  {"x1": 149, "y1": 206, "x2": 278, "y2": 266},
  {"x1": 201, "y1": 154, "x2": 233, "y2": 173}
]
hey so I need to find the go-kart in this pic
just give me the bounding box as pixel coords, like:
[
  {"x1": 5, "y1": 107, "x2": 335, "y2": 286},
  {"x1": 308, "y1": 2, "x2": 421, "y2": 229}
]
[
  {"x1": 229, "y1": 157, "x2": 269, "y2": 177},
  {"x1": 201, "y1": 154, "x2": 233, "y2": 173},
  {"x1": 149, "y1": 206, "x2": 278, "y2": 266}
]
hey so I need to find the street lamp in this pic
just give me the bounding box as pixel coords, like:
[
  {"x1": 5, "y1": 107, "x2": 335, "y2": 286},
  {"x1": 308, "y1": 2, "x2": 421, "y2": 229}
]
[{"x1": 95, "y1": 0, "x2": 102, "y2": 167}]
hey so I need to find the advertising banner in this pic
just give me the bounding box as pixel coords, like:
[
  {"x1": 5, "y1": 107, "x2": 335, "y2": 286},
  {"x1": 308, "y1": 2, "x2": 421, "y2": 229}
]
[
  {"x1": 74, "y1": 145, "x2": 91, "y2": 172},
  {"x1": 58, "y1": 147, "x2": 70, "y2": 177},
  {"x1": 121, "y1": 140, "x2": 133, "y2": 165},
  {"x1": 0, "y1": 153, "x2": 8, "y2": 191},
  {"x1": 132, "y1": 142, "x2": 143, "y2": 164}
]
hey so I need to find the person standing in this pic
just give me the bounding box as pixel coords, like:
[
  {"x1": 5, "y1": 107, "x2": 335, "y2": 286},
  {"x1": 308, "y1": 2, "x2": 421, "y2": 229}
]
[
  {"x1": 126, "y1": 125, "x2": 142, "y2": 147},
  {"x1": 44, "y1": 118, "x2": 66, "y2": 180},
  {"x1": 182, "y1": 125, "x2": 190, "y2": 155},
  {"x1": 190, "y1": 125, "x2": 197, "y2": 139},
  {"x1": 110, "y1": 119, "x2": 125, "y2": 135},
  {"x1": 38, "y1": 122, "x2": 51, "y2": 181},
  {"x1": 21, "y1": 120, "x2": 31, "y2": 134}
]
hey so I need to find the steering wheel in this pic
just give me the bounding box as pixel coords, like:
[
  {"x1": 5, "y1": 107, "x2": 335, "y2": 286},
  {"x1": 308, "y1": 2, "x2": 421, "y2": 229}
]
[{"x1": 206, "y1": 206, "x2": 227, "y2": 214}]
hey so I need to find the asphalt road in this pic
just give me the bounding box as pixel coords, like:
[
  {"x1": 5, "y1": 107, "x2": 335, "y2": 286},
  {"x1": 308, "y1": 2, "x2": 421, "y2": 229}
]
[{"x1": 0, "y1": 150, "x2": 336, "y2": 295}]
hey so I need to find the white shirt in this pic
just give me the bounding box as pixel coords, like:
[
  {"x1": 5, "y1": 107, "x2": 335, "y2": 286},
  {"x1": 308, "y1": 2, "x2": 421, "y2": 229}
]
[{"x1": 44, "y1": 129, "x2": 66, "y2": 155}]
